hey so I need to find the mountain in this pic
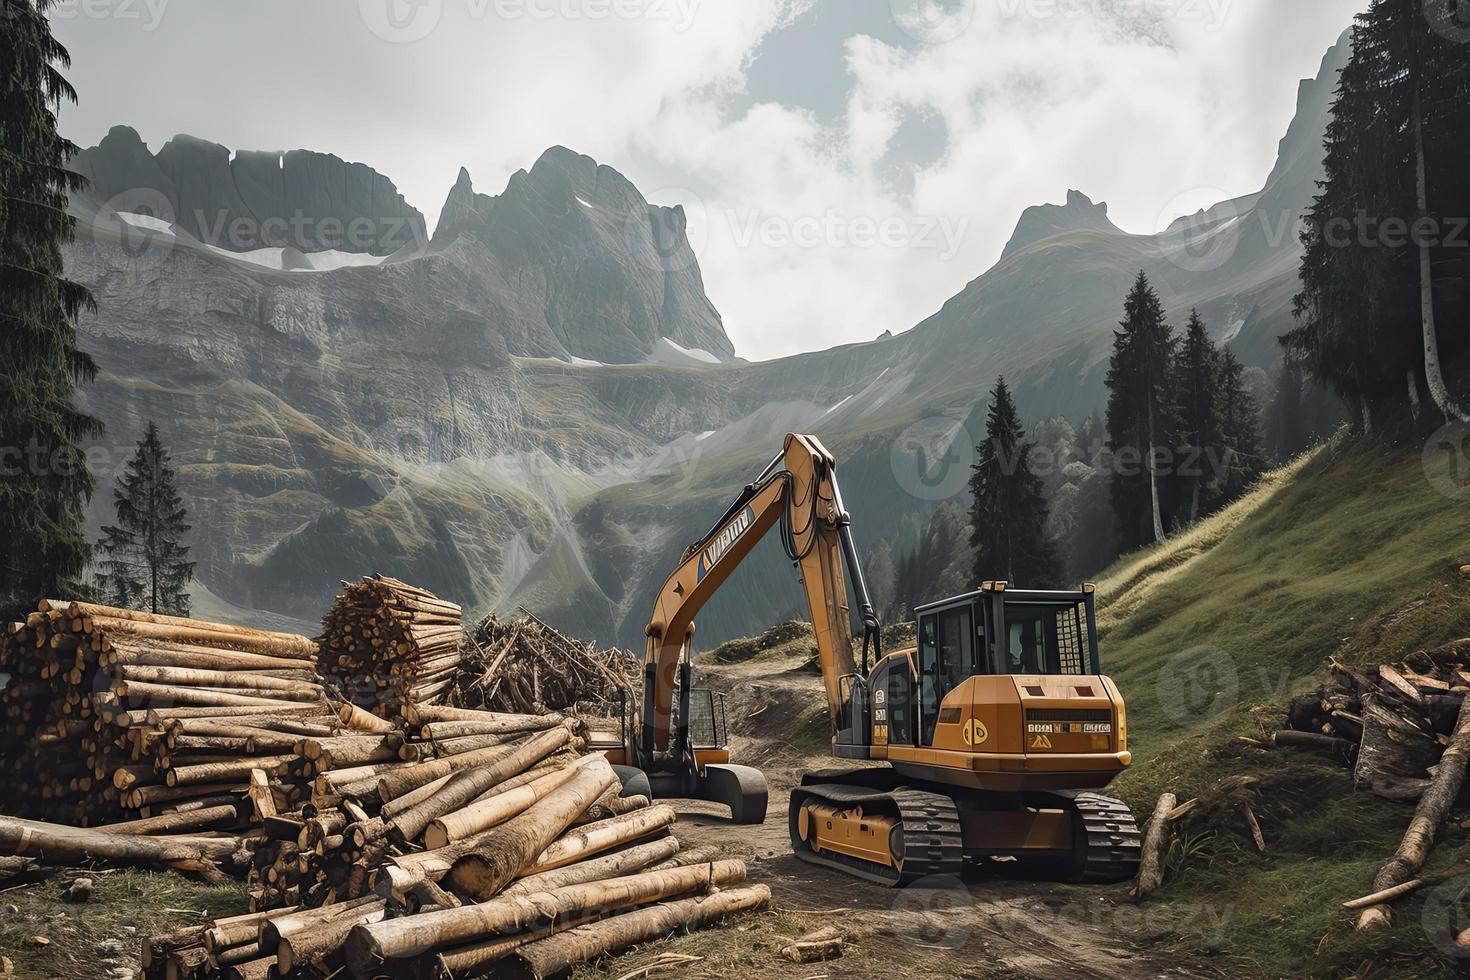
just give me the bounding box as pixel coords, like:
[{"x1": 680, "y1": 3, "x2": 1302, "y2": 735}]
[{"x1": 60, "y1": 31, "x2": 1350, "y2": 647}]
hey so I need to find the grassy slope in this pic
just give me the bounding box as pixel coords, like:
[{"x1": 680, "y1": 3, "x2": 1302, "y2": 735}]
[{"x1": 1095, "y1": 432, "x2": 1470, "y2": 978}]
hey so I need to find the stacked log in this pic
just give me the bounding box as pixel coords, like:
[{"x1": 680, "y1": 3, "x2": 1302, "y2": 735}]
[
  {"x1": 0, "y1": 599, "x2": 326, "y2": 825},
  {"x1": 318, "y1": 576, "x2": 463, "y2": 718},
  {"x1": 146, "y1": 704, "x2": 766, "y2": 979},
  {"x1": 457, "y1": 613, "x2": 637, "y2": 717}
]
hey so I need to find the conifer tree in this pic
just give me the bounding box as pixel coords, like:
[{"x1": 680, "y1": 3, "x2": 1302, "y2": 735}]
[
  {"x1": 1217, "y1": 348, "x2": 1263, "y2": 501},
  {"x1": 0, "y1": 0, "x2": 102, "y2": 618},
  {"x1": 1172, "y1": 310, "x2": 1222, "y2": 523},
  {"x1": 1106, "y1": 272, "x2": 1176, "y2": 549},
  {"x1": 98, "y1": 423, "x2": 195, "y2": 616},
  {"x1": 969, "y1": 377, "x2": 1059, "y2": 587}
]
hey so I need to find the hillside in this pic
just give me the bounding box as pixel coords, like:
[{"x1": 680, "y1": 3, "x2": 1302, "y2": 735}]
[{"x1": 1092, "y1": 431, "x2": 1470, "y2": 977}]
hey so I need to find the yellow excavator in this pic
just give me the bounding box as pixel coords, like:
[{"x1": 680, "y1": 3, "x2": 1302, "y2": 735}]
[{"x1": 599, "y1": 432, "x2": 1141, "y2": 884}]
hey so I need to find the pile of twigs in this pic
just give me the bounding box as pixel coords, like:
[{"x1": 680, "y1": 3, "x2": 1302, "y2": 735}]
[
  {"x1": 317, "y1": 576, "x2": 464, "y2": 717},
  {"x1": 454, "y1": 613, "x2": 638, "y2": 718},
  {"x1": 144, "y1": 704, "x2": 767, "y2": 979}
]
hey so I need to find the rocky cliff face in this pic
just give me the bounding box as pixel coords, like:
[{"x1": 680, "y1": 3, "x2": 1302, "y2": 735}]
[
  {"x1": 70, "y1": 126, "x2": 427, "y2": 255},
  {"x1": 62, "y1": 30, "x2": 1349, "y2": 646}
]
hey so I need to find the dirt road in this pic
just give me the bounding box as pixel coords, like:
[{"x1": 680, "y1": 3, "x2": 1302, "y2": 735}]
[{"x1": 629, "y1": 651, "x2": 1225, "y2": 979}]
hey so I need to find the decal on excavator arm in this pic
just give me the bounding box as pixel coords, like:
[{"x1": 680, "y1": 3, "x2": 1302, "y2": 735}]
[
  {"x1": 697, "y1": 506, "x2": 756, "y2": 582},
  {"x1": 962, "y1": 718, "x2": 988, "y2": 746}
]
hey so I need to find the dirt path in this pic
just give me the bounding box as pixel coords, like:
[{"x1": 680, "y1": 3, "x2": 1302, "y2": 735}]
[{"x1": 637, "y1": 654, "x2": 1225, "y2": 980}]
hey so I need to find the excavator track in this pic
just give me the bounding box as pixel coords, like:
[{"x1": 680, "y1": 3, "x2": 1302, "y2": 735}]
[
  {"x1": 1065, "y1": 792, "x2": 1142, "y2": 883},
  {"x1": 789, "y1": 783, "x2": 964, "y2": 886}
]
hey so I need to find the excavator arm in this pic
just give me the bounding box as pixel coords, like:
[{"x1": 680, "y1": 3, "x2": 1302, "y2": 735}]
[{"x1": 639, "y1": 433, "x2": 881, "y2": 759}]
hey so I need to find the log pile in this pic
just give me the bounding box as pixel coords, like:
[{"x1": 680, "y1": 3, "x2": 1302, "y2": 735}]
[
  {"x1": 318, "y1": 576, "x2": 464, "y2": 718},
  {"x1": 1277, "y1": 638, "x2": 1470, "y2": 801},
  {"x1": 456, "y1": 613, "x2": 638, "y2": 718},
  {"x1": 145, "y1": 705, "x2": 767, "y2": 979},
  {"x1": 0, "y1": 599, "x2": 326, "y2": 825}
]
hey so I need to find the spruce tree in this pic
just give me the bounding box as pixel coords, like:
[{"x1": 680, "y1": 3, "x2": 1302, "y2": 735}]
[
  {"x1": 1106, "y1": 271, "x2": 1176, "y2": 550},
  {"x1": 969, "y1": 377, "x2": 1060, "y2": 587},
  {"x1": 1286, "y1": 0, "x2": 1470, "y2": 423},
  {"x1": 1172, "y1": 310, "x2": 1221, "y2": 523},
  {"x1": 98, "y1": 423, "x2": 195, "y2": 616},
  {"x1": 1217, "y1": 348, "x2": 1263, "y2": 501},
  {"x1": 0, "y1": 0, "x2": 102, "y2": 618}
]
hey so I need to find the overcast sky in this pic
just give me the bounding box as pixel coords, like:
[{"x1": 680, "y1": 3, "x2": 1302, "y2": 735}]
[{"x1": 51, "y1": 0, "x2": 1366, "y2": 361}]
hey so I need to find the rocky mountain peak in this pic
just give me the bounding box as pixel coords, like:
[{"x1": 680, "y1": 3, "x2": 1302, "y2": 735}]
[{"x1": 1001, "y1": 188, "x2": 1120, "y2": 259}]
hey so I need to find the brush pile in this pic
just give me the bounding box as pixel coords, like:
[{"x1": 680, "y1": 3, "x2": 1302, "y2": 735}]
[
  {"x1": 456, "y1": 614, "x2": 638, "y2": 718},
  {"x1": 1277, "y1": 636, "x2": 1470, "y2": 932},
  {"x1": 1276, "y1": 637, "x2": 1470, "y2": 800},
  {"x1": 147, "y1": 704, "x2": 768, "y2": 980},
  {"x1": 318, "y1": 576, "x2": 464, "y2": 717},
  {"x1": 0, "y1": 599, "x2": 326, "y2": 825}
]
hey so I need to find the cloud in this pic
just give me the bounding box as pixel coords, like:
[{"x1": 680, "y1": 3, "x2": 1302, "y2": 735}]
[{"x1": 51, "y1": 0, "x2": 1366, "y2": 360}]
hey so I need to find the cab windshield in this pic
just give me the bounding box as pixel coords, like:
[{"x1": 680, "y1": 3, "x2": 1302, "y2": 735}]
[{"x1": 1002, "y1": 600, "x2": 1092, "y2": 676}]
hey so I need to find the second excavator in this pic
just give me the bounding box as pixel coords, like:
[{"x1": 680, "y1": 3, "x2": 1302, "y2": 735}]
[{"x1": 601, "y1": 432, "x2": 1141, "y2": 885}]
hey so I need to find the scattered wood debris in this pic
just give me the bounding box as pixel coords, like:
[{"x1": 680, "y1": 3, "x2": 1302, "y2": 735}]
[
  {"x1": 780, "y1": 926, "x2": 844, "y2": 963},
  {"x1": 455, "y1": 613, "x2": 638, "y2": 719}
]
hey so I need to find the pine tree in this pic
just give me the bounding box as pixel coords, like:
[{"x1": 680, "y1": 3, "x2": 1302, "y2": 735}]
[
  {"x1": 1171, "y1": 310, "x2": 1222, "y2": 523},
  {"x1": 969, "y1": 377, "x2": 1060, "y2": 587},
  {"x1": 99, "y1": 423, "x2": 195, "y2": 616},
  {"x1": 0, "y1": 0, "x2": 102, "y2": 618},
  {"x1": 1286, "y1": 0, "x2": 1470, "y2": 424},
  {"x1": 1217, "y1": 348, "x2": 1263, "y2": 501},
  {"x1": 1106, "y1": 271, "x2": 1176, "y2": 550}
]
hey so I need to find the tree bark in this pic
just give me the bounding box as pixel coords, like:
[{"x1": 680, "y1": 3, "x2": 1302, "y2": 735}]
[
  {"x1": 346, "y1": 860, "x2": 748, "y2": 977},
  {"x1": 503, "y1": 836, "x2": 680, "y2": 897},
  {"x1": 518, "y1": 804, "x2": 676, "y2": 877},
  {"x1": 1357, "y1": 695, "x2": 1470, "y2": 930},
  {"x1": 499, "y1": 884, "x2": 771, "y2": 980},
  {"x1": 0, "y1": 815, "x2": 240, "y2": 869},
  {"x1": 421, "y1": 745, "x2": 584, "y2": 849},
  {"x1": 404, "y1": 704, "x2": 562, "y2": 731},
  {"x1": 1131, "y1": 792, "x2": 1176, "y2": 900}
]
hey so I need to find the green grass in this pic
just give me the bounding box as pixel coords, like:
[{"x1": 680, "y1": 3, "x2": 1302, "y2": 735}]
[
  {"x1": 1092, "y1": 430, "x2": 1470, "y2": 977},
  {"x1": 0, "y1": 869, "x2": 247, "y2": 979}
]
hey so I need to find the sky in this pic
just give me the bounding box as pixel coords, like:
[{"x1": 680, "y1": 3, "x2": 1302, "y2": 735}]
[{"x1": 50, "y1": 0, "x2": 1367, "y2": 361}]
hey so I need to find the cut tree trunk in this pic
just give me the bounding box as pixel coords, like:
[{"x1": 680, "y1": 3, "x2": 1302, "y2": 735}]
[
  {"x1": 518, "y1": 805, "x2": 677, "y2": 877},
  {"x1": 1357, "y1": 695, "x2": 1470, "y2": 930},
  {"x1": 503, "y1": 836, "x2": 681, "y2": 897},
  {"x1": 498, "y1": 884, "x2": 772, "y2": 980},
  {"x1": 346, "y1": 860, "x2": 748, "y2": 977},
  {"x1": 424, "y1": 755, "x2": 589, "y2": 849},
  {"x1": 1131, "y1": 792, "x2": 1177, "y2": 900}
]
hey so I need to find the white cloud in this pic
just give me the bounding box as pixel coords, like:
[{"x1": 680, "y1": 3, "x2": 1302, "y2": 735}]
[{"x1": 52, "y1": 0, "x2": 1366, "y2": 361}]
